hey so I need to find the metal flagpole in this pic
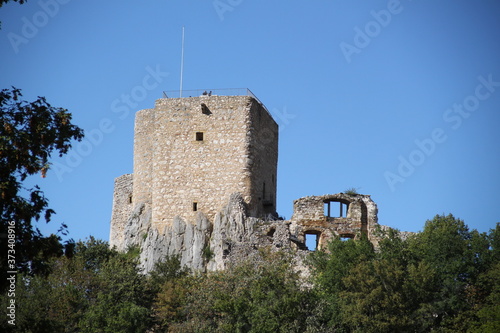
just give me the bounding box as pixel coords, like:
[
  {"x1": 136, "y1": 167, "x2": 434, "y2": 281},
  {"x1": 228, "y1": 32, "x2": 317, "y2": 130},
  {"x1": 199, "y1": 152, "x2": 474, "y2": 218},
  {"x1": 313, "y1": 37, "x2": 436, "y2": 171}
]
[{"x1": 179, "y1": 26, "x2": 185, "y2": 98}]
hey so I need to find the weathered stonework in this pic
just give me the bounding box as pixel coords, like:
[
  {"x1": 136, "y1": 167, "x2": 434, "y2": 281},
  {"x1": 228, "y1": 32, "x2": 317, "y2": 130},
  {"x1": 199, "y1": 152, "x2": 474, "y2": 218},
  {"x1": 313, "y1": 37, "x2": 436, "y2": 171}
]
[
  {"x1": 122, "y1": 94, "x2": 278, "y2": 233},
  {"x1": 113, "y1": 191, "x2": 384, "y2": 273},
  {"x1": 109, "y1": 174, "x2": 133, "y2": 249},
  {"x1": 290, "y1": 193, "x2": 379, "y2": 250},
  {"x1": 110, "y1": 91, "x2": 391, "y2": 273}
]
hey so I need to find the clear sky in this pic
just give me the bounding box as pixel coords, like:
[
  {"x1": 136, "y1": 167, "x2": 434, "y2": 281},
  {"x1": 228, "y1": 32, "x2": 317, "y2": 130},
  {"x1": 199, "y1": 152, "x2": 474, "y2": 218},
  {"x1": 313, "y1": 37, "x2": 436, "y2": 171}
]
[{"x1": 1, "y1": 0, "x2": 499, "y2": 243}]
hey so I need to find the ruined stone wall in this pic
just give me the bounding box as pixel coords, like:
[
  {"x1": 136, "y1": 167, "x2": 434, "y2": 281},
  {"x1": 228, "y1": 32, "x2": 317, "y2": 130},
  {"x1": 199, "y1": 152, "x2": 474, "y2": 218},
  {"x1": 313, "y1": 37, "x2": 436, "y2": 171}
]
[
  {"x1": 291, "y1": 196, "x2": 326, "y2": 222},
  {"x1": 290, "y1": 193, "x2": 379, "y2": 249},
  {"x1": 129, "y1": 95, "x2": 278, "y2": 231},
  {"x1": 118, "y1": 192, "x2": 386, "y2": 274},
  {"x1": 110, "y1": 174, "x2": 133, "y2": 248},
  {"x1": 108, "y1": 90, "x2": 398, "y2": 274}
]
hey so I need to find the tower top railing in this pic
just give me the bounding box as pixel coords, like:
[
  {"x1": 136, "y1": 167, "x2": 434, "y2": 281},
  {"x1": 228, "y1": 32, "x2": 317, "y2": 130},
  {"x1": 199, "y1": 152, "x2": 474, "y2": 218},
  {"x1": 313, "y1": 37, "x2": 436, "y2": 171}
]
[{"x1": 162, "y1": 88, "x2": 270, "y2": 115}]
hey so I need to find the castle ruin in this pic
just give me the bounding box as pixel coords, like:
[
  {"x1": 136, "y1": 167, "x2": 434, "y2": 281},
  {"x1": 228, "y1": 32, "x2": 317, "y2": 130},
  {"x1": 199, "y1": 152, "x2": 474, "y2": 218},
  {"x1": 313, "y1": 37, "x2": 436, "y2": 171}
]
[{"x1": 110, "y1": 89, "x2": 381, "y2": 272}]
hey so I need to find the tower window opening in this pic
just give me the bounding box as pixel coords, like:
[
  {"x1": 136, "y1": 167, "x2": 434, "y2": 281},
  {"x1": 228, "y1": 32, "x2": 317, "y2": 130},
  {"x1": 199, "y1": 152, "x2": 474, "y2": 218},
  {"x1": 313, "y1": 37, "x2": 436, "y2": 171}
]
[
  {"x1": 192, "y1": 202, "x2": 198, "y2": 211},
  {"x1": 128, "y1": 195, "x2": 132, "y2": 204},
  {"x1": 195, "y1": 132, "x2": 204, "y2": 141}
]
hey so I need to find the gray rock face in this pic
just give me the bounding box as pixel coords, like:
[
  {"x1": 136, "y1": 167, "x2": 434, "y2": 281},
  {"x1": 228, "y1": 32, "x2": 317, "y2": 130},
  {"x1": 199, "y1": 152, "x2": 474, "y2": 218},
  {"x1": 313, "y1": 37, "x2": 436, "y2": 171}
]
[
  {"x1": 207, "y1": 193, "x2": 258, "y2": 271},
  {"x1": 120, "y1": 193, "x2": 291, "y2": 273},
  {"x1": 114, "y1": 192, "x2": 391, "y2": 274},
  {"x1": 137, "y1": 212, "x2": 212, "y2": 273},
  {"x1": 119, "y1": 202, "x2": 151, "y2": 252}
]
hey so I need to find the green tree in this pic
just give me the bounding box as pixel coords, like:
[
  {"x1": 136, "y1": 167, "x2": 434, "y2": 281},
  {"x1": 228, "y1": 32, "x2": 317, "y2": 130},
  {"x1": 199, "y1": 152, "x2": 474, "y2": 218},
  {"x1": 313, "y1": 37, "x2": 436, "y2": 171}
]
[
  {"x1": 471, "y1": 261, "x2": 500, "y2": 332},
  {"x1": 468, "y1": 223, "x2": 500, "y2": 332},
  {"x1": 0, "y1": 87, "x2": 83, "y2": 289},
  {"x1": 175, "y1": 249, "x2": 315, "y2": 333},
  {"x1": 1, "y1": 238, "x2": 152, "y2": 333},
  {"x1": 407, "y1": 214, "x2": 491, "y2": 330},
  {"x1": 11, "y1": 255, "x2": 94, "y2": 332},
  {"x1": 71, "y1": 240, "x2": 152, "y2": 333},
  {"x1": 309, "y1": 219, "x2": 495, "y2": 332},
  {"x1": 340, "y1": 258, "x2": 410, "y2": 332},
  {"x1": 0, "y1": 0, "x2": 27, "y2": 8},
  {"x1": 338, "y1": 232, "x2": 438, "y2": 332},
  {"x1": 308, "y1": 234, "x2": 374, "y2": 330},
  {"x1": 148, "y1": 255, "x2": 192, "y2": 330},
  {"x1": 149, "y1": 254, "x2": 190, "y2": 291},
  {"x1": 337, "y1": 229, "x2": 414, "y2": 332}
]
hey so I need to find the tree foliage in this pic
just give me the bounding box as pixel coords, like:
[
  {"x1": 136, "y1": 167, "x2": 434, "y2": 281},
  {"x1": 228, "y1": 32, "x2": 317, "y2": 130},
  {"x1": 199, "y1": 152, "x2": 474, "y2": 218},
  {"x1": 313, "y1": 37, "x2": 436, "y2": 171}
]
[
  {"x1": 0, "y1": 0, "x2": 27, "y2": 7},
  {"x1": 178, "y1": 249, "x2": 318, "y2": 333},
  {"x1": 1, "y1": 214, "x2": 498, "y2": 332},
  {"x1": 308, "y1": 233, "x2": 375, "y2": 330},
  {"x1": 1, "y1": 238, "x2": 153, "y2": 333},
  {"x1": 0, "y1": 87, "x2": 83, "y2": 289},
  {"x1": 309, "y1": 215, "x2": 499, "y2": 332}
]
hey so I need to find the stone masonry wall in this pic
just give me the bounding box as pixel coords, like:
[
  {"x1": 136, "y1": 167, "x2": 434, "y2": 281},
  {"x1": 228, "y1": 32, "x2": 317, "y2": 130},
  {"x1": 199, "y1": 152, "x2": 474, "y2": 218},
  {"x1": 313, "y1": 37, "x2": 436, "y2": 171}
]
[
  {"x1": 132, "y1": 108, "x2": 155, "y2": 205},
  {"x1": 290, "y1": 193, "x2": 379, "y2": 249},
  {"x1": 247, "y1": 100, "x2": 279, "y2": 217},
  {"x1": 113, "y1": 192, "x2": 386, "y2": 274},
  {"x1": 108, "y1": 92, "x2": 403, "y2": 275},
  {"x1": 128, "y1": 95, "x2": 278, "y2": 232},
  {"x1": 110, "y1": 174, "x2": 133, "y2": 248}
]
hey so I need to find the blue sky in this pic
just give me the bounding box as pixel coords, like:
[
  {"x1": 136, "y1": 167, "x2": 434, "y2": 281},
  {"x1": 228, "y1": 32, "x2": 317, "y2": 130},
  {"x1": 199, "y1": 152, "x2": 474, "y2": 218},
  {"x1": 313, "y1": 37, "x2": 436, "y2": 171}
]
[{"x1": 1, "y1": 0, "x2": 499, "y2": 243}]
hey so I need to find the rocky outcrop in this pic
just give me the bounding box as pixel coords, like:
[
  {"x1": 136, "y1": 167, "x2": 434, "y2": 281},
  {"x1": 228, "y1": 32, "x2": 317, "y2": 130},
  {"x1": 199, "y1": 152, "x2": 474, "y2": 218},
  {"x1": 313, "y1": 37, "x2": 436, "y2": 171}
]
[
  {"x1": 206, "y1": 193, "x2": 293, "y2": 271},
  {"x1": 138, "y1": 212, "x2": 212, "y2": 272},
  {"x1": 113, "y1": 192, "x2": 393, "y2": 274},
  {"x1": 119, "y1": 193, "x2": 290, "y2": 273},
  {"x1": 117, "y1": 201, "x2": 151, "y2": 252}
]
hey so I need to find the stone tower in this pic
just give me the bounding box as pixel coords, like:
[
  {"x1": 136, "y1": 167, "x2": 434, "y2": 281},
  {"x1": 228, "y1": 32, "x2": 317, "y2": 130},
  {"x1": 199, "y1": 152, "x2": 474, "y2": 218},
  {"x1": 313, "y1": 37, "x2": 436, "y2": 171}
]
[{"x1": 110, "y1": 90, "x2": 278, "y2": 247}]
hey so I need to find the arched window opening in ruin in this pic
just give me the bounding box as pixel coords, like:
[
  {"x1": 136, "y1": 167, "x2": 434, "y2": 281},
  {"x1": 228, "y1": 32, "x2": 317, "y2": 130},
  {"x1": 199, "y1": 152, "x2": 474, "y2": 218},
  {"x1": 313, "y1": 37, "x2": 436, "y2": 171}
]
[
  {"x1": 340, "y1": 234, "x2": 354, "y2": 241},
  {"x1": 192, "y1": 202, "x2": 198, "y2": 211},
  {"x1": 195, "y1": 132, "x2": 204, "y2": 141},
  {"x1": 128, "y1": 194, "x2": 132, "y2": 204},
  {"x1": 305, "y1": 231, "x2": 321, "y2": 251},
  {"x1": 324, "y1": 200, "x2": 349, "y2": 218},
  {"x1": 267, "y1": 228, "x2": 275, "y2": 238}
]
